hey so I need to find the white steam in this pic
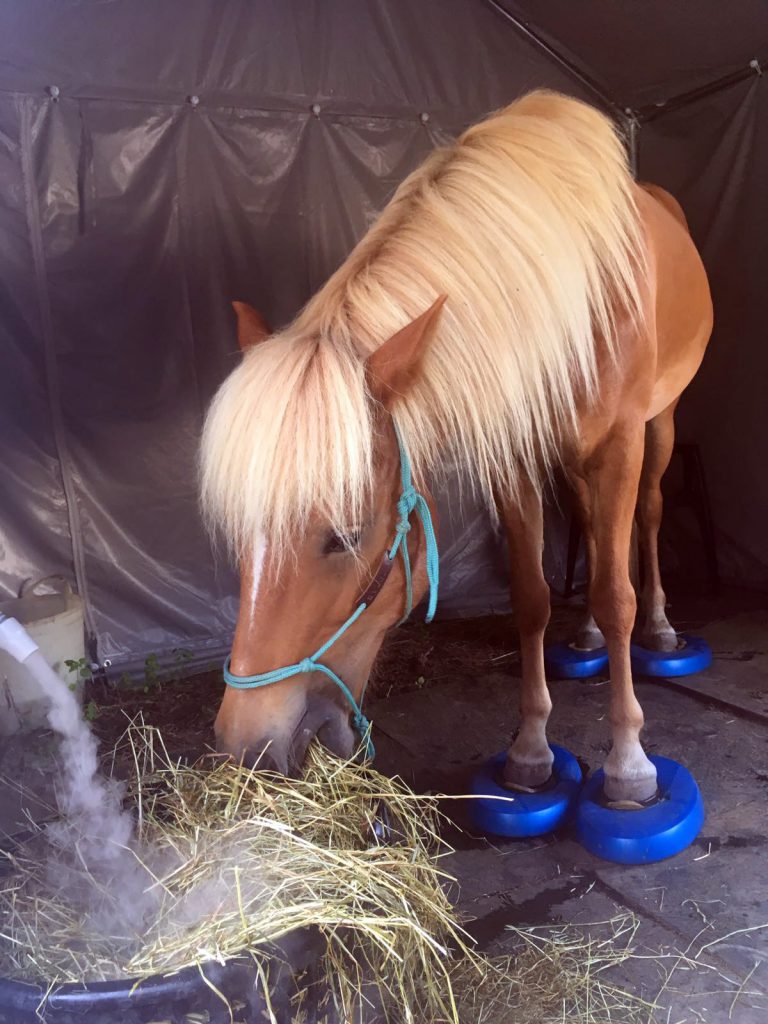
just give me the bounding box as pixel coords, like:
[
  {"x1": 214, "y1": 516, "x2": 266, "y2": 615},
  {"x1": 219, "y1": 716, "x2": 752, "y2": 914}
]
[
  {"x1": 26, "y1": 650, "x2": 171, "y2": 947},
  {"x1": 6, "y1": 641, "x2": 270, "y2": 980}
]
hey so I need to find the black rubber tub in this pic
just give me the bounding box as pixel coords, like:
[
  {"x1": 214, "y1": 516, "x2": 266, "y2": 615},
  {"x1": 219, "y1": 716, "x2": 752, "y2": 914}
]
[{"x1": 0, "y1": 929, "x2": 326, "y2": 1024}]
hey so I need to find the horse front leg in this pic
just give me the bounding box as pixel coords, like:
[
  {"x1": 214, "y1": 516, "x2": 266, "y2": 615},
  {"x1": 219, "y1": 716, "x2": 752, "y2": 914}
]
[
  {"x1": 586, "y1": 422, "x2": 657, "y2": 803},
  {"x1": 498, "y1": 475, "x2": 553, "y2": 789}
]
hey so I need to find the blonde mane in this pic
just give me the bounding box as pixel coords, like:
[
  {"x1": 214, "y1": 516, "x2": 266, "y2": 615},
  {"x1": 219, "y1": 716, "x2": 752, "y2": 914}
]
[{"x1": 201, "y1": 91, "x2": 645, "y2": 565}]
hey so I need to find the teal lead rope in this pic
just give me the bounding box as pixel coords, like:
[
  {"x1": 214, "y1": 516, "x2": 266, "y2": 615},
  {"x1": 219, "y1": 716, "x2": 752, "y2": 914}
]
[
  {"x1": 389, "y1": 425, "x2": 439, "y2": 625},
  {"x1": 223, "y1": 422, "x2": 439, "y2": 760}
]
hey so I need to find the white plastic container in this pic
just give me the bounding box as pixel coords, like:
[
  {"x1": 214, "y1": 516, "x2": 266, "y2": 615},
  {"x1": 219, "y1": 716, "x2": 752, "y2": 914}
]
[{"x1": 0, "y1": 576, "x2": 86, "y2": 736}]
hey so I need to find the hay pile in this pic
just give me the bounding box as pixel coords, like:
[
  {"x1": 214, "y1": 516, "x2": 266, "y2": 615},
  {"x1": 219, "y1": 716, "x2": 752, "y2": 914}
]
[
  {"x1": 0, "y1": 722, "x2": 660, "y2": 1022},
  {"x1": 0, "y1": 722, "x2": 471, "y2": 1018}
]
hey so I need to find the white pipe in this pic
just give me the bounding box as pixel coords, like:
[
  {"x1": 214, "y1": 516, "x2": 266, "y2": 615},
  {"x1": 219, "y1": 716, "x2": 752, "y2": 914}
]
[
  {"x1": 0, "y1": 614, "x2": 134, "y2": 851},
  {"x1": 0, "y1": 615, "x2": 40, "y2": 664},
  {"x1": 0, "y1": 616, "x2": 83, "y2": 734}
]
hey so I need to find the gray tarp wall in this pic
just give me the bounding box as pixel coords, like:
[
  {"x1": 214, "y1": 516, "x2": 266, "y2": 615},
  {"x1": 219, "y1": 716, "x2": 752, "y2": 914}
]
[{"x1": 0, "y1": 1, "x2": 766, "y2": 675}]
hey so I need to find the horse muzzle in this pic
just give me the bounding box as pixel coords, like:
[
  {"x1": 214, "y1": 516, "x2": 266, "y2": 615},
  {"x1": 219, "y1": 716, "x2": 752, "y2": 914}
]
[{"x1": 214, "y1": 690, "x2": 356, "y2": 775}]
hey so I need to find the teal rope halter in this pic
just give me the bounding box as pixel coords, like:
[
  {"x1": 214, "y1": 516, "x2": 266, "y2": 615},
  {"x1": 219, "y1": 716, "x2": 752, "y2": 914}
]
[{"x1": 222, "y1": 423, "x2": 439, "y2": 760}]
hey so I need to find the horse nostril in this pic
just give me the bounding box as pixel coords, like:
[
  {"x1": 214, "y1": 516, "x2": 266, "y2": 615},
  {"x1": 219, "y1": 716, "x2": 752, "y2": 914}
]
[
  {"x1": 287, "y1": 698, "x2": 356, "y2": 766},
  {"x1": 214, "y1": 733, "x2": 290, "y2": 776},
  {"x1": 289, "y1": 723, "x2": 317, "y2": 774},
  {"x1": 245, "y1": 744, "x2": 290, "y2": 775},
  {"x1": 317, "y1": 712, "x2": 356, "y2": 760}
]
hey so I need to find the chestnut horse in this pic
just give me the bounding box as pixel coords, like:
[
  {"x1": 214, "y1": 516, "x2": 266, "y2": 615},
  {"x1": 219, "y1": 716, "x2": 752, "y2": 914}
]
[{"x1": 201, "y1": 91, "x2": 712, "y2": 803}]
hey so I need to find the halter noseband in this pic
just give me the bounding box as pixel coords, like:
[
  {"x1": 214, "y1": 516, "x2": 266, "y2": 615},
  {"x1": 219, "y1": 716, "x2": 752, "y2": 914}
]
[{"x1": 222, "y1": 422, "x2": 439, "y2": 760}]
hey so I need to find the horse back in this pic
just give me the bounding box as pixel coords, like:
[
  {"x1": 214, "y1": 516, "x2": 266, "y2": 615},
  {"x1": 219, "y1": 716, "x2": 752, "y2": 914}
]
[{"x1": 640, "y1": 183, "x2": 688, "y2": 229}]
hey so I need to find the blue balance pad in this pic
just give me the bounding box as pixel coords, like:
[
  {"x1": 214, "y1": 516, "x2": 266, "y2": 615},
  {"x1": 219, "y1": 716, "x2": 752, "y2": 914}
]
[
  {"x1": 630, "y1": 635, "x2": 712, "y2": 677},
  {"x1": 545, "y1": 642, "x2": 609, "y2": 679},
  {"x1": 470, "y1": 745, "x2": 582, "y2": 838},
  {"x1": 575, "y1": 754, "x2": 704, "y2": 864},
  {"x1": 546, "y1": 635, "x2": 713, "y2": 680}
]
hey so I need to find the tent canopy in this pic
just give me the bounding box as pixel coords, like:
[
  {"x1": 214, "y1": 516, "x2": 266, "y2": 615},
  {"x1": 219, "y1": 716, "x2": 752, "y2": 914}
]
[{"x1": 0, "y1": 1, "x2": 765, "y2": 674}]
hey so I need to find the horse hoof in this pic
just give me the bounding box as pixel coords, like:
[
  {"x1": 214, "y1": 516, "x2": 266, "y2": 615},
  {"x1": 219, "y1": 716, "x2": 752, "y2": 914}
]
[
  {"x1": 470, "y1": 746, "x2": 582, "y2": 838},
  {"x1": 545, "y1": 642, "x2": 609, "y2": 679},
  {"x1": 575, "y1": 755, "x2": 704, "y2": 864},
  {"x1": 602, "y1": 770, "x2": 658, "y2": 805},
  {"x1": 635, "y1": 628, "x2": 678, "y2": 652},
  {"x1": 575, "y1": 625, "x2": 606, "y2": 650},
  {"x1": 630, "y1": 635, "x2": 712, "y2": 678},
  {"x1": 502, "y1": 755, "x2": 554, "y2": 791}
]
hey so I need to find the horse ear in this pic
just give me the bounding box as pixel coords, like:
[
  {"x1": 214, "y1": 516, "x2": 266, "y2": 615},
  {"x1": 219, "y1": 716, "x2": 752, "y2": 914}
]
[
  {"x1": 232, "y1": 301, "x2": 270, "y2": 350},
  {"x1": 366, "y1": 295, "x2": 447, "y2": 406}
]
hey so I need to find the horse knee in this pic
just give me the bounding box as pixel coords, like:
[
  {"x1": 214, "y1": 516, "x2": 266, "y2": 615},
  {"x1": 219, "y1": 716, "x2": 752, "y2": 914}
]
[{"x1": 590, "y1": 575, "x2": 636, "y2": 640}]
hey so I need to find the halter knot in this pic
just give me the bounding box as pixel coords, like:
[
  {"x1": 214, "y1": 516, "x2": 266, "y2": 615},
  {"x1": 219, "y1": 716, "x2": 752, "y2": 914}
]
[
  {"x1": 353, "y1": 710, "x2": 370, "y2": 731},
  {"x1": 353, "y1": 712, "x2": 374, "y2": 760},
  {"x1": 397, "y1": 486, "x2": 417, "y2": 516},
  {"x1": 298, "y1": 658, "x2": 315, "y2": 674}
]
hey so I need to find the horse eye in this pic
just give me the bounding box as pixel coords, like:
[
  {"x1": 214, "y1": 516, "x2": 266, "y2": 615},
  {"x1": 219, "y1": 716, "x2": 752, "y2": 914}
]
[{"x1": 323, "y1": 529, "x2": 361, "y2": 556}]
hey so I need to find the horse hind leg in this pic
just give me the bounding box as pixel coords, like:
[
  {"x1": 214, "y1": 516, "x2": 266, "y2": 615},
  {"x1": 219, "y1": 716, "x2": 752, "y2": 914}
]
[
  {"x1": 567, "y1": 470, "x2": 606, "y2": 650},
  {"x1": 586, "y1": 421, "x2": 657, "y2": 803},
  {"x1": 498, "y1": 475, "x2": 554, "y2": 789},
  {"x1": 635, "y1": 402, "x2": 678, "y2": 651}
]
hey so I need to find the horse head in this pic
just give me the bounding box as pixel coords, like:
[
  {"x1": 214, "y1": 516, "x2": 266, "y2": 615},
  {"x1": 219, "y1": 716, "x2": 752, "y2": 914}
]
[{"x1": 204, "y1": 297, "x2": 445, "y2": 772}]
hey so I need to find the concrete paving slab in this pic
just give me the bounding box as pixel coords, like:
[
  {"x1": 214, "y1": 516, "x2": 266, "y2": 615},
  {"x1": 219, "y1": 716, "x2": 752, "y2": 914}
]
[{"x1": 663, "y1": 612, "x2": 768, "y2": 722}]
